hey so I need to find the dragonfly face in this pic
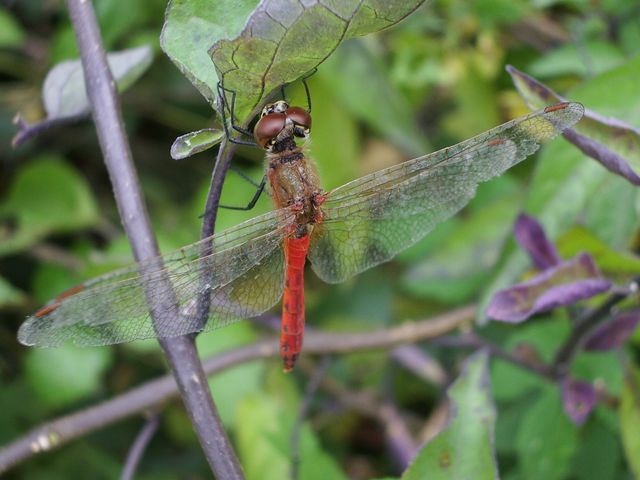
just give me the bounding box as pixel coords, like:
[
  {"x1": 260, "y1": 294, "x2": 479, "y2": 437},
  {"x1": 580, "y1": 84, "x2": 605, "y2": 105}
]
[
  {"x1": 254, "y1": 100, "x2": 312, "y2": 151},
  {"x1": 18, "y1": 100, "x2": 584, "y2": 372}
]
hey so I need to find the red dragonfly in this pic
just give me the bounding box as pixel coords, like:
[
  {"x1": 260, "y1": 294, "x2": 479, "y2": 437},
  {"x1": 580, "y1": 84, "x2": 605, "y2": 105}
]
[{"x1": 18, "y1": 100, "x2": 584, "y2": 371}]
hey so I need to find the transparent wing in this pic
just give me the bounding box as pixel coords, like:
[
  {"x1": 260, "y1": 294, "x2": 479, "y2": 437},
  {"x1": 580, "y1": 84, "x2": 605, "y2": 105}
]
[
  {"x1": 18, "y1": 209, "x2": 296, "y2": 347},
  {"x1": 308, "y1": 102, "x2": 584, "y2": 283}
]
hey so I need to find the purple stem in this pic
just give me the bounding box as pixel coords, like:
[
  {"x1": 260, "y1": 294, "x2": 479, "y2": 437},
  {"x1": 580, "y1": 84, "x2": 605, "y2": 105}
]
[
  {"x1": 65, "y1": 1, "x2": 242, "y2": 477},
  {"x1": 552, "y1": 277, "x2": 640, "y2": 376},
  {"x1": 11, "y1": 112, "x2": 87, "y2": 148},
  {"x1": 120, "y1": 414, "x2": 160, "y2": 480},
  {"x1": 391, "y1": 345, "x2": 449, "y2": 387}
]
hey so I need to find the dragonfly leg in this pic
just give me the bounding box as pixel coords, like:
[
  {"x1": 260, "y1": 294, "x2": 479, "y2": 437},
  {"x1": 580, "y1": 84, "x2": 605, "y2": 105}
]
[
  {"x1": 218, "y1": 175, "x2": 267, "y2": 211},
  {"x1": 301, "y1": 67, "x2": 317, "y2": 113},
  {"x1": 279, "y1": 67, "x2": 317, "y2": 113},
  {"x1": 216, "y1": 81, "x2": 259, "y2": 147},
  {"x1": 198, "y1": 168, "x2": 267, "y2": 217},
  {"x1": 229, "y1": 166, "x2": 268, "y2": 190}
]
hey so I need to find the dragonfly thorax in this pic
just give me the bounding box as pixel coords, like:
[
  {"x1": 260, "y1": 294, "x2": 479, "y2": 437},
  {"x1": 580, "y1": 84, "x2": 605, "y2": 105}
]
[{"x1": 254, "y1": 101, "x2": 312, "y2": 151}]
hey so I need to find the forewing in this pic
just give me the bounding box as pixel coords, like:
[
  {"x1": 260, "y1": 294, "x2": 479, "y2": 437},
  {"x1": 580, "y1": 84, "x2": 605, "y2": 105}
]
[
  {"x1": 18, "y1": 209, "x2": 295, "y2": 347},
  {"x1": 308, "y1": 102, "x2": 584, "y2": 283}
]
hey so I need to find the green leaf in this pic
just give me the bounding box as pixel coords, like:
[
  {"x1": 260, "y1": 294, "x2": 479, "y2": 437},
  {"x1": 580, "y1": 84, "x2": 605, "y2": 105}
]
[
  {"x1": 583, "y1": 175, "x2": 639, "y2": 249},
  {"x1": 190, "y1": 0, "x2": 426, "y2": 123},
  {"x1": 196, "y1": 323, "x2": 264, "y2": 428},
  {"x1": 94, "y1": 0, "x2": 152, "y2": 49},
  {"x1": 570, "y1": 57, "x2": 640, "y2": 180},
  {"x1": 620, "y1": 17, "x2": 640, "y2": 56},
  {"x1": 43, "y1": 45, "x2": 153, "y2": 120},
  {"x1": 0, "y1": 156, "x2": 99, "y2": 256},
  {"x1": 170, "y1": 128, "x2": 225, "y2": 160},
  {"x1": 491, "y1": 319, "x2": 568, "y2": 402},
  {"x1": 403, "y1": 350, "x2": 498, "y2": 480},
  {"x1": 495, "y1": 395, "x2": 538, "y2": 455},
  {"x1": 620, "y1": 369, "x2": 640, "y2": 478},
  {"x1": 32, "y1": 262, "x2": 85, "y2": 305},
  {"x1": 515, "y1": 386, "x2": 579, "y2": 480},
  {"x1": 50, "y1": 0, "x2": 156, "y2": 61},
  {"x1": 402, "y1": 191, "x2": 520, "y2": 304},
  {"x1": 570, "y1": 419, "x2": 621, "y2": 480},
  {"x1": 471, "y1": 0, "x2": 530, "y2": 26},
  {"x1": 24, "y1": 346, "x2": 113, "y2": 409},
  {"x1": 0, "y1": 7, "x2": 25, "y2": 47},
  {"x1": 442, "y1": 63, "x2": 500, "y2": 143},
  {"x1": 27, "y1": 442, "x2": 122, "y2": 479},
  {"x1": 0, "y1": 382, "x2": 42, "y2": 443},
  {"x1": 208, "y1": 361, "x2": 264, "y2": 429},
  {"x1": 556, "y1": 226, "x2": 640, "y2": 276},
  {"x1": 0, "y1": 275, "x2": 25, "y2": 307},
  {"x1": 236, "y1": 394, "x2": 347, "y2": 480},
  {"x1": 508, "y1": 62, "x2": 640, "y2": 182},
  {"x1": 303, "y1": 75, "x2": 360, "y2": 190},
  {"x1": 318, "y1": 39, "x2": 430, "y2": 157},
  {"x1": 529, "y1": 41, "x2": 625, "y2": 78},
  {"x1": 572, "y1": 351, "x2": 623, "y2": 396},
  {"x1": 161, "y1": 0, "x2": 260, "y2": 107}
]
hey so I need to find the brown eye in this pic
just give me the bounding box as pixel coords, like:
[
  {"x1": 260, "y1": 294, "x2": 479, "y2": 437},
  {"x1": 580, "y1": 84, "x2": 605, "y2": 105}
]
[
  {"x1": 285, "y1": 107, "x2": 312, "y2": 132},
  {"x1": 254, "y1": 113, "x2": 286, "y2": 149}
]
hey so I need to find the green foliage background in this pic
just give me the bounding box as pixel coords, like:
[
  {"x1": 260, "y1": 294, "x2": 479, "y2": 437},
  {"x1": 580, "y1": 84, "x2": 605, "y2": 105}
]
[{"x1": 1, "y1": 1, "x2": 639, "y2": 479}]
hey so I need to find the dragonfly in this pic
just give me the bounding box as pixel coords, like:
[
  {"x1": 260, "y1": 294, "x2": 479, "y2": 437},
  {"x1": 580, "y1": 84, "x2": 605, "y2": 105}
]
[{"x1": 18, "y1": 99, "x2": 584, "y2": 371}]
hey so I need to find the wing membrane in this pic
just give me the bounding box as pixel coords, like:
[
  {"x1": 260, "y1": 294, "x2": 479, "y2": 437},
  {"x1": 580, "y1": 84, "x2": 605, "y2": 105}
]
[
  {"x1": 19, "y1": 208, "x2": 295, "y2": 347},
  {"x1": 308, "y1": 103, "x2": 584, "y2": 283}
]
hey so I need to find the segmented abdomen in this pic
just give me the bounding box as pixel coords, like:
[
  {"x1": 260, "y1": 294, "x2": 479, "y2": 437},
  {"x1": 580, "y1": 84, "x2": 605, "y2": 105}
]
[{"x1": 280, "y1": 234, "x2": 310, "y2": 372}]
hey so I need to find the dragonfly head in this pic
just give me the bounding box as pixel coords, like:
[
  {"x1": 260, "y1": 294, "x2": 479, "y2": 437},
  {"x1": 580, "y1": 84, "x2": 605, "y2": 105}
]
[{"x1": 254, "y1": 101, "x2": 312, "y2": 151}]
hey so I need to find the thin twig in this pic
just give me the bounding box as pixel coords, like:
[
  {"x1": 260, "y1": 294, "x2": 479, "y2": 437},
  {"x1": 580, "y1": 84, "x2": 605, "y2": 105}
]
[
  {"x1": 391, "y1": 345, "x2": 449, "y2": 387},
  {"x1": 0, "y1": 305, "x2": 474, "y2": 474},
  {"x1": 194, "y1": 139, "x2": 236, "y2": 333},
  {"x1": 65, "y1": 1, "x2": 242, "y2": 478},
  {"x1": 433, "y1": 333, "x2": 556, "y2": 380},
  {"x1": 201, "y1": 139, "x2": 236, "y2": 239},
  {"x1": 381, "y1": 401, "x2": 418, "y2": 472},
  {"x1": 119, "y1": 414, "x2": 160, "y2": 480},
  {"x1": 417, "y1": 399, "x2": 450, "y2": 445},
  {"x1": 11, "y1": 112, "x2": 87, "y2": 148},
  {"x1": 28, "y1": 243, "x2": 84, "y2": 272}
]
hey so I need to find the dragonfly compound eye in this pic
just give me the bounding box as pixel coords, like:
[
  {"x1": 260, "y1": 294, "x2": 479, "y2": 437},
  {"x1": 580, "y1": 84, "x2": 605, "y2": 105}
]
[
  {"x1": 285, "y1": 106, "x2": 312, "y2": 136},
  {"x1": 254, "y1": 112, "x2": 287, "y2": 149}
]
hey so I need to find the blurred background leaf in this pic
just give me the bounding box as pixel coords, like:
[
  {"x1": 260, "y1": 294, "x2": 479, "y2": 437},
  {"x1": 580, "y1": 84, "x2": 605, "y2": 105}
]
[
  {"x1": 403, "y1": 351, "x2": 497, "y2": 480},
  {"x1": 24, "y1": 345, "x2": 113, "y2": 409},
  {"x1": 0, "y1": 156, "x2": 99, "y2": 256}
]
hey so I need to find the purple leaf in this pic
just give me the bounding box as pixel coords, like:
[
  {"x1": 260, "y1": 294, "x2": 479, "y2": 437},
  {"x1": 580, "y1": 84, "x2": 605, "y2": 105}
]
[
  {"x1": 506, "y1": 64, "x2": 563, "y2": 107},
  {"x1": 487, "y1": 253, "x2": 612, "y2": 323},
  {"x1": 514, "y1": 214, "x2": 561, "y2": 269},
  {"x1": 584, "y1": 309, "x2": 640, "y2": 351},
  {"x1": 561, "y1": 378, "x2": 597, "y2": 425},
  {"x1": 563, "y1": 129, "x2": 640, "y2": 185},
  {"x1": 506, "y1": 64, "x2": 640, "y2": 186}
]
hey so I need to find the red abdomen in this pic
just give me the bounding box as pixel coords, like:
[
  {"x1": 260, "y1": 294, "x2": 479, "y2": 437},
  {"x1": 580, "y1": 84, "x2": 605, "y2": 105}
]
[{"x1": 281, "y1": 234, "x2": 310, "y2": 372}]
